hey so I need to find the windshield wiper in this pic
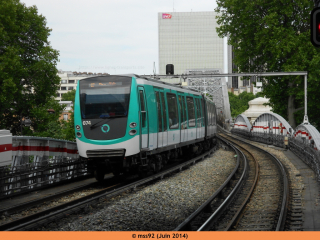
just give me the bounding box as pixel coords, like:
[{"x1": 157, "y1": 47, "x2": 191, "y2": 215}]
[{"x1": 90, "y1": 115, "x2": 127, "y2": 129}]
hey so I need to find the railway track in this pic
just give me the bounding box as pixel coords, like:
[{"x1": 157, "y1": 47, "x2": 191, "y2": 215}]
[
  {"x1": 0, "y1": 147, "x2": 217, "y2": 231},
  {"x1": 175, "y1": 133, "x2": 289, "y2": 231}
]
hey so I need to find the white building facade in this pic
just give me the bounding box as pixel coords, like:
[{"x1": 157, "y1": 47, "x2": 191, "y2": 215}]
[
  {"x1": 56, "y1": 71, "x2": 109, "y2": 101},
  {"x1": 158, "y1": 12, "x2": 224, "y2": 75}
]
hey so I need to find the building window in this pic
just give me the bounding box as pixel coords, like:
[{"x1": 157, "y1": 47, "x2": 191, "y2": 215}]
[
  {"x1": 69, "y1": 80, "x2": 75, "y2": 84},
  {"x1": 56, "y1": 93, "x2": 60, "y2": 97},
  {"x1": 61, "y1": 80, "x2": 67, "y2": 84},
  {"x1": 63, "y1": 114, "x2": 68, "y2": 121},
  {"x1": 68, "y1": 87, "x2": 73, "y2": 90},
  {"x1": 61, "y1": 87, "x2": 66, "y2": 90}
]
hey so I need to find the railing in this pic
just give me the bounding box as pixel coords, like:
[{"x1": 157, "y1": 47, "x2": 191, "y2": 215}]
[
  {"x1": 290, "y1": 138, "x2": 320, "y2": 181},
  {"x1": 231, "y1": 127, "x2": 320, "y2": 181},
  {"x1": 0, "y1": 136, "x2": 88, "y2": 198}
]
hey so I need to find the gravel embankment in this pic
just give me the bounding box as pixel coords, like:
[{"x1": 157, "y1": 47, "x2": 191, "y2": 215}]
[{"x1": 38, "y1": 148, "x2": 237, "y2": 231}]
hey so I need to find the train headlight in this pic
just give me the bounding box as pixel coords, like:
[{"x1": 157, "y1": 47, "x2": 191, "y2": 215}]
[
  {"x1": 129, "y1": 129, "x2": 137, "y2": 136},
  {"x1": 76, "y1": 132, "x2": 82, "y2": 138},
  {"x1": 76, "y1": 125, "x2": 81, "y2": 131},
  {"x1": 130, "y1": 122, "x2": 137, "y2": 128}
]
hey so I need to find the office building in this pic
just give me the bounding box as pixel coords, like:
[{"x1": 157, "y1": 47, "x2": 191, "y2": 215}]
[{"x1": 158, "y1": 12, "x2": 224, "y2": 75}]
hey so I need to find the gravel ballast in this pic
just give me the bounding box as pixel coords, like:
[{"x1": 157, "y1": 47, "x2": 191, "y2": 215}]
[{"x1": 38, "y1": 148, "x2": 237, "y2": 231}]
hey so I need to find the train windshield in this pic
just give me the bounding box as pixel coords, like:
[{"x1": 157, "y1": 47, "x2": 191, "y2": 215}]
[{"x1": 79, "y1": 76, "x2": 131, "y2": 119}]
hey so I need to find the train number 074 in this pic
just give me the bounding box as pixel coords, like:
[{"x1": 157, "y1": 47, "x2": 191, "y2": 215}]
[{"x1": 83, "y1": 121, "x2": 91, "y2": 125}]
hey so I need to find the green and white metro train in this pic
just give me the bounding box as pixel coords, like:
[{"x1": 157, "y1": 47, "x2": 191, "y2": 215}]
[{"x1": 74, "y1": 75, "x2": 217, "y2": 181}]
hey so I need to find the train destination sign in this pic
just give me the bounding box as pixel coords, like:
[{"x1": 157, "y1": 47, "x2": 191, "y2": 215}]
[{"x1": 89, "y1": 82, "x2": 123, "y2": 88}]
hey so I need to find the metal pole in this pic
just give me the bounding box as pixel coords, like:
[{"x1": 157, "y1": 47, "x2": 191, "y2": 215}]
[
  {"x1": 303, "y1": 74, "x2": 309, "y2": 124},
  {"x1": 305, "y1": 74, "x2": 307, "y2": 116}
]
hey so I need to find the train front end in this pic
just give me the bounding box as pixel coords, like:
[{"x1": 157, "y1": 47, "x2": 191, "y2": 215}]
[{"x1": 74, "y1": 75, "x2": 139, "y2": 180}]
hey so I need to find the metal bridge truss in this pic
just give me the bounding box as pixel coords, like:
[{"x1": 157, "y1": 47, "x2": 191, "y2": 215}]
[{"x1": 147, "y1": 71, "x2": 308, "y2": 130}]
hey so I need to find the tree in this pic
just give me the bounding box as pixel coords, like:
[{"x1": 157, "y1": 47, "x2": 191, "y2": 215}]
[
  {"x1": 61, "y1": 89, "x2": 76, "y2": 141},
  {"x1": 61, "y1": 89, "x2": 76, "y2": 102},
  {"x1": 29, "y1": 97, "x2": 64, "y2": 138},
  {"x1": 216, "y1": 0, "x2": 320, "y2": 128},
  {"x1": 0, "y1": 0, "x2": 60, "y2": 135}
]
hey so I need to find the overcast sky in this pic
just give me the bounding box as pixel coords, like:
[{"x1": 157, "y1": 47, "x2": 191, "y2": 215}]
[{"x1": 22, "y1": 0, "x2": 224, "y2": 75}]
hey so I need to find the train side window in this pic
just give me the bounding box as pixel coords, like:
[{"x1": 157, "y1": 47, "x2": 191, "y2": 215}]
[
  {"x1": 206, "y1": 103, "x2": 210, "y2": 126},
  {"x1": 186, "y1": 96, "x2": 195, "y2": 127},
  {"x1": 195, "y1": 98, "x2": 201, "y2": 127},
  {"x1": 178, "y1": 95, "x2": 186, "y2": 129},
  {"x1": 139, "y1": 90, "x2": 146, "y2": 127},
  {"x1": 155, "y1": 92, "x2": 163, "y2": 132},
  {"x1": 209, "y1": 104, "x2": 212, "y2": 125},
  {"x1": 183, "y1": 96, "x2": 188, "y2": 128},
  {"x1": 201, "y1": 99, "x2": 205, "y2": 127},
  {"x1": 212, "y1": 104, "x2": 216, "y2": 124},
  {"x1": 197, "y1": 98, "x2": 203, "y2": 127},
  {"x1": 210, "y1": 104, "x2": 213, "y2": 125},
  {"x1": 167, "y1": 93, "x2": 179, "y2": 129},
  {"x1": 198, "y1": 98, "x2": 203, "y2": 127},
  {"x1": 160, "y1": 92, "x2": 168, "y2": 131}
]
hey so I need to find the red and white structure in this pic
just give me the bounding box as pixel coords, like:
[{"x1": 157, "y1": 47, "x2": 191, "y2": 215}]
[
  {"x1": 1, "y1": 132, "x2": 78, "y2": 168},
  {"x1": 294, "y1": 124, "x2": 320, "y2": 150},
  {"x1": 251, "y1": 112, "x2": 293, "y2": 136},
  {"x1": 0, "y1": 130, "x2": 12, "y2": 167},
  {"x1": 11, "y1": 136, "x2": 78, "y2": 167},
  {"x1": 233, "y1": 114, "x2": 252, "y2": 132}
]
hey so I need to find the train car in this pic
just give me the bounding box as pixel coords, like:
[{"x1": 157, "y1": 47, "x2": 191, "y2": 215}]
[{"x1": 74, "y1": 75, "x2": 217, "y2": 181}]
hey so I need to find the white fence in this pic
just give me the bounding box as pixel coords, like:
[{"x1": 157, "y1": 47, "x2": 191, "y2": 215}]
[{"x1": 0, "y1": 133, "x2": 87, "y2": 198}]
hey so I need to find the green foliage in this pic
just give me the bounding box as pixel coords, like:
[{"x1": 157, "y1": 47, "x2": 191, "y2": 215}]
[
  {"x1": 229, "y1": 91, "x2": 257, "y2": 118},
  {"x1": 216, "y1": 0, "x2": 320, "y2": 128},
  {"x1": 60, "y1": 107, "x2": 76, "y2": 142},
  {"x1": 29, "y1": 97, "x2": 64, "y2": 138},
  {"x1": 61, "y1": 89, "x2": 76, "y2": 102},
  {"x1": 0, "y1": 0, "x2": 60, "y2": 135},
  {"x1": 61, "y1": 89, "x2": 76, "y2": 141}
]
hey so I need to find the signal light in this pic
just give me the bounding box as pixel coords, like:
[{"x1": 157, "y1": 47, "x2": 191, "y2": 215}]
[
  {"x1": 166, "y1": 64, "x2": 174, "y2": 75},
  {"x1": 311, "y1": 7, "x2": 320, "y2": 47}
]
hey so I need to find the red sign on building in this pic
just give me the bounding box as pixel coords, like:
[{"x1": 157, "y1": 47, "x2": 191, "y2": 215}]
[{"x1": 162, "y1": 13, "x2": 172, "y2": 19}]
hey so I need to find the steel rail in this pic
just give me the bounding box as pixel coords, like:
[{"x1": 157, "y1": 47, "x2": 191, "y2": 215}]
[
  {"x1": 174, "y1": 138, "x2": 246, "y2": 231},
  {"x1": 0, "y1": 148, "x2": 216, "y2": 231},
  {"x1": 221, "y1": 131, "x2": 289, "y2": 231},
  {"x1": 197, "y1": 137, "x2": 249, "y2": 231},
  {"x1": 0, "y1": 181, "x2": 99, "y2": 216},
  {"x1": 219, "y1": 134, "x2": 259, "y2": 231}
]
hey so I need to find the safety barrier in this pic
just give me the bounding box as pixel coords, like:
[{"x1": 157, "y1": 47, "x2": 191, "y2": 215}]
[
  {"x1": 231, "y1": 113, "x2": 320, "y2": 181},
  {"x1": 0, "y1": 135, "x2": 87, "y2": 198}
]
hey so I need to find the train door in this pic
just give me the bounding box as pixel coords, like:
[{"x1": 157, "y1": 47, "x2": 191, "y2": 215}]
[
  {"x1": 193, "y1": 98, "x2": 199, "y2": 138},
  {"x1": 138, "y1": 87, "x2": 148, "y2": 149},
  {"x1": 199, "y1": 98, "x2": 205, "y2": 138},
  {"x1": 186, "y1": 96, "x2": 196, "y2": 141},
  {"x1": 160, "y1": 91, "x2": 168, "y2": 147},
  {"x1": 154, "y1": 89, "x2": 168, "y2": 148},
  {"x1": 178, "y1": 93, "x2": 187, "y2": 143},
  {"x1": 155, "y1": 91, "x2": 162, "y2": 148}
]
